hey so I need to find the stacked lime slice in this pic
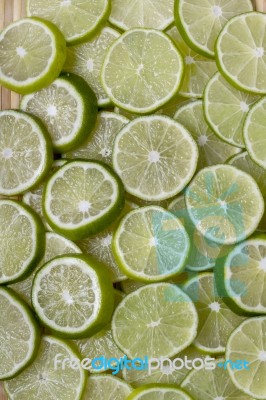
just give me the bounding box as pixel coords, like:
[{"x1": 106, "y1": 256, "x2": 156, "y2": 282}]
[
  {"x1": 83, "y1": 375, "x2": 132, "y2": 400},
  {"x1": 127, "y1": 384, "x2": 192, "y2": 400}
]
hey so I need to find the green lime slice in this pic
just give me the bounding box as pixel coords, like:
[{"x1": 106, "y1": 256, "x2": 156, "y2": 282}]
[
  {"x1": 0, "y1": 287, "x2": 40, "y2": 380},
  {"x1": 21, "y1": 73, "x2": 97, "y2": 153},
  {"x1": 63, "y1": 27, "x2": 120, "y2": 106},
  {"x1": 101, "y1": 29, "x2": 184, "y2": 114},
  {"x1": 112, "y1": 116, "x2": 198, "y2": 201},
  {"x1": 175, "y1": 0, "x2": 253, "y2": 58},
  {"x1": 0, "y1": 110, "x2": 53, "y2": 196},
  {"x1": 127, "y1": 384, "x2": 192, "y2": 400},
  {"x1": 226, "y1": 317, "x2": 266, "y2": 399},
  {"x1": 184, "y1": 273, "x2": 245, "y2": 353},
  {"x1": 83, "y1": 375, "x2": 132, "y2": 400},
  {"x1": 64, "y1": 111, "x2": 129, "y2": 167},
  {"x1": 112, "y1": 283, "x2": 198, "y2": 359},
  {"x1": 43, "y1": 160, "x2": 125, "y2": 240},
  {"x1": 174, "y1": 100, "x2": 240, "y2": 169},
  {"x1": 32, "y1": 254, "x2": 114, "y2": 338},
  {"x1": 4, "y1": 335, "x2": 86, "y2": 400},
  {"x1": 167, "y1": 26, "x2": 217, "y2": 98},
  {"x1": 185, "y1": 164, "x2": 264, "y2": 245},
  {"x1": 0, "y1": 17, "x2": 66, "y2": 94},
  {"x1": 228, "y1": 152, "x2": 266, "y2": 231},
  {"x1": 216, "y1": 12, "x2": 266, "y2": 94},
  {"x1": 0, "y1": 200, "x2": 45, "y2": 285},
  {"x1": 204, "y1": 72, "x2": 260, "y2": 148},
  {"x1": 244, "y1": 97, "x2": 266, "y2": 170},
  {"x1": 27, "y1": 0, "x2": 111, "y2": 45}
]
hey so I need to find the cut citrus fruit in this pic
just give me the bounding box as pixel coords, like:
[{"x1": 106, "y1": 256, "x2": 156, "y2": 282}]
[
  {"x1": 83, "y1": 375, "x2": 132, "y2": 400},
  {"x1": 127, "y1": 384, "x2": 192, "y2": 400}
]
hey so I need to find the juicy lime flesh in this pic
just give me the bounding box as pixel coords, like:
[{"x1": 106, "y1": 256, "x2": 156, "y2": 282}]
[
  {"x1": 83, "y1": 375, "x2": 132, "y2": 400},
  {"x1": 128, "y1": 386, "x2": 192, "y2": 400}
]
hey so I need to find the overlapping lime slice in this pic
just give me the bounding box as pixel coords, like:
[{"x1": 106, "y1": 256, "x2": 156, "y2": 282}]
[
  {"x1": 127, "y1": 384, "x2": 192, "y2": 400},
  {"x1": 83, "y1": 375, "x2": 132, "y2": 400}
]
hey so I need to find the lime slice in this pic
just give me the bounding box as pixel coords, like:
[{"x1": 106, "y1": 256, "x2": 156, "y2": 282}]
[
  {"x1": 204, "y1": 72, "x2": 260, "y2": 148},
  {"x1": 10, "y1": 231, "x2": 82, "y2": 306},
  {"x1": 63, "y1": 27, "x2": 120, "y2": 106},
  {"x1": 112, "y1": 283, "x2": 198, "y2": 359},
  {"x1": 43, "y1": 160, "x2": 125, "y2": 240},
  {"x1": 21, "y1": 73, "x2": 97, "y2": 153},
  {"x1": 175, "y1": 0, "x2": 253, "y2": 58},
  {"x1": 64, "y1": 111, "x2": 129, "y2": 167},
  {"x1": 185, "y1": 164, "x2": 264, "y2": 245},
  {"x1": 127, "y1": 384, "x2": 192, "y2": 400},
  {"x1": 0, "y1": 287, "x2": 40, "y2": 380},
  {"x1": 167, "y1": 26, "x2": 217, "y2": 98},
  {"x1": 0, "y1": 110, "x2": 53, "y2": 196},
  {"x1": 228, "y1": 152, "x2": 266, "y2": 231},
  {"x1": 32, "y1": 254, "x2": 114, "y2": 338},
  {"x1": 101, "y1": 29, "x2": 184, "y2": 114},
  {"x1": 174, "y1": 100, "x2": 240, "y2": 169},
  {"x1": 216, "y1": 12, "x2": 266, "y2": 94},
  {"x1": 0, "y1": 200, "x2": 45, "y2": 285},
  {"x1": 0, "y1": 17, "x2": 66, "y2": 94},
  {"x1": 112, "y1": 116, "x2": 198, "y2": 201},
  {"x1": 4, "y1": 335, "x2": 86, "y2": 400},
  {"x1": 83, "y1": 375, "x2": 132, "y2": 400},
  {"x1": 27, "y1": 0, "x2": 111, "y2": 45},
  {"x1": 226, "y1": 317, "x2": 266, "y2": 399},
  {"x1": 244, "y1": 97, "x2": 266, "y2": 169}
]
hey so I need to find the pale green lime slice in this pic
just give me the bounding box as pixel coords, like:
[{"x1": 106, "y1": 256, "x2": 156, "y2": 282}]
[
  {"x1": 113, "y1": 116, "x2": 198, "y2": 201},
  {"x1": 83, "y1": 375, "x2": 132, "y2": 400},
  {"x1": 64, "y1": 111, "x2": 129, "y2": 167},
  {"x1": 43, "y1": 160, "x2": 125, "y2": 240},
  {"x1": 0, "y1": 110, "x2": 53, "y2": 196},
  {"x1": 204, "y1": 72, "x2": 260, "y2": 147},
  {"x1": 175, "y1": 0, "x2": 253, "y2": 58},
  {"x1": 244, "y1": 97, "x2": 266, "y2": 169},
  {"x1": 4, "y1": 335, "x2": 86, "y2": 400},
  {"x1": 27, "y1": 0, "x2": 111, "y2": 45},
  {"x1": 127, "y1": 384, "x2": 192, "y2": 400},
  {"x1": 216, "y1": 12, "x2": 266, "y2": 94},
  {"x1": 112, "y1": 283, "x2": 198, "y2": 359},
  {"x1": 63, "y1": 27, "x2": 120, "y2": 106},
  {"x1": 0, "y1": 200, "x2": 45, "y2": 284},
  {"x1": 0, "y1": 17, "x2": 66, "y2": 94},
  {"x1": 185, "y1": 164, "x2": 264, "y2": 245},
  {"x1": 0, "y1": 287, "x2": 40, "y2": 380},
  {"x1": 226, "y1": 317, "x2": 266, "y2": 399},
  {"x1": 101, "y1": 29, "x2": 184, "y2": 114}
]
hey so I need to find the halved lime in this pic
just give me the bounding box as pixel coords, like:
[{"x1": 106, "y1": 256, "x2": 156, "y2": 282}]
[
  {"x1": 175, "y1": 0, "x2": 253, "y2": 58},
  {"x1": 0, "y1": 200, "x2": 45, "y2": 285},
  {"x1": 83, "y1": 375, "x2": 132, "y2": 400},
  {"x1": 4, "y1": 335, "x2": 86, "y2": 400},
  {"x1": 113, "y1": 116, "x2": 198, "y2": 201},
  {"x1": 0, "y1": 110, "x2": 53, "y2": 196},
  {"x1": 101, "y1": 29, "x2": 184, "y2": 114},
  {"x1": 185, "y1": 164, "x2": 264, "y2": 245},
  {"x1": 0, "y1": 287, "x2": 40, "y2": 380},
  {"x1": 216, "y1": 12, "x2": 266, "y2": 94},
  {"x1": 0, "y1": 17, "x2": 66, "y2": 94},
  {"x1": 27, "y1": 0, "x2": 111, "y2": 45},
  {"x1": 127, "y1": 384, "x2": 192, "y2": 400},
  {"x1": 43, "y1": 160, "x2": 125, "y2": 240}
]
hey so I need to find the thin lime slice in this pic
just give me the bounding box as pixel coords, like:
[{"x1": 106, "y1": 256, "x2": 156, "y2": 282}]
[
  {"x1": 63, "y1": 27, "x2": 120, "y2": 106},
  {"x1": 27, "y1": 0, "x2": 111, "y2": 45},
  {"x1": 216, "y1": 12, "x2": 266, "y2": 94},
  {"x1": 167, "y1": 26, "x2": 217, "y2": 98},
  {"x1": 4, "y1": 335, "x2": 86, "y2": 400},
  {"x1": 204, "y1": 72, "x2": 260, "y2": 148},
  {"x1": 127, "y1": 384, "x2": 192, "y2": 400},
  {"x1": 113, "y1": 116, "x2": 198, "y2": 201},
  {"x1": 0, "y1": 287, "x2": 40, "y2": 380},
  {"x1": 0, "y1": 17, "x2": 66, "y2": 94},
  {"x1": 175, "y1": 0, "x2": 253, "y2": 58},
  {"x1": 185, "y1": 164, "x2": 264, "y2": 245},
  {"x1": 32, "y1": 254, "x2": 114, "y2": 338},
  {"x1": 174, "y1": 100, "x2": 240, "y2": 169},
  {"x1": 101, "y1": 29, "x2": 184, "y2": 114},
  {"x1": 0, "y1": 200, "x2": 45, "y2": 285},
  {"x1": 0, "y1": 110, "x2": 53, "y2": 196},
  {"x1": 226, "y1": 317, "x2": 266, "y2": 399},
  {"x1": 64, "y1": 111, "x2": 129, "y2": 167},
  {"x1": 43, "y1": 160, "x2": 125, "y2": 240},
  {"x1": 244, "y1": 97, "x2": 266, "y2": 169},
  {"x1": 83, "y1": 375, "x2": 132, "y2": 400},
  {"x1": 21, "y1": 73, "x2": 97, "y2": 153},
  {"x1": 112, "y1": 283, "x2": 198, "y2": 359}
]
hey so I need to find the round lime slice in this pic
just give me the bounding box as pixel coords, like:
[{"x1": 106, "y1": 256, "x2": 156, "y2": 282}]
[
  {"x1": 127, "y1": 384, "x2": 192, "y2": 400},
  {"x1": 83, "y1": 375, "x2": 132, "y2": 400}
]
